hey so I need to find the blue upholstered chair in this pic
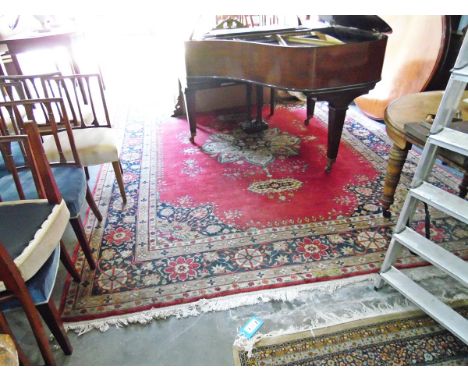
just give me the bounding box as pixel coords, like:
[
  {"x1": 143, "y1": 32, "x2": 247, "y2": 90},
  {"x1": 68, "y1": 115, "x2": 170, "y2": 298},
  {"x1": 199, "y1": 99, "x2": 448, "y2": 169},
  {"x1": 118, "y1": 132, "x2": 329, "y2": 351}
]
[
  {"x1": 0, "y1": 246, "x2": 70, "y2": 366},
  {"x1": 0, "y1": 98, "x2": 102, "y2": 270},
  {"x1": 0, "y1": 129, "x2": 74, "y2": 365},
  {"x1": 0, "y1": 141, "x2": 23, "y2": 179}
]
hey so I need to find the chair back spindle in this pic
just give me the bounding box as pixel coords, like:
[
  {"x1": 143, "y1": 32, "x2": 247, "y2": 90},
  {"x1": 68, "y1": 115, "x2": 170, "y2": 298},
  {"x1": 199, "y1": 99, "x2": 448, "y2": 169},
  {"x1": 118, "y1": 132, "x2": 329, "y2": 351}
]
[
  {"x1": 0, "y1": 72, "x2": 126, "y2": 204},
  {"x1": 0, "y1": 98, "x2": 83, "y2": 167}
]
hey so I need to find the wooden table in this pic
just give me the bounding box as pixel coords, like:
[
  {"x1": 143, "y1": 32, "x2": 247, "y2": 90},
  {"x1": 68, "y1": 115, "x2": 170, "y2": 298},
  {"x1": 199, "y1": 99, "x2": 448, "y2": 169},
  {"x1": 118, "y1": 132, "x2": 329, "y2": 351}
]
[
  {"x1": 381, "y1": 90, "x2": 468, "y2": 217},
  {"x1": 0, "y1": 29, "x2": 79, "y2": 76}
]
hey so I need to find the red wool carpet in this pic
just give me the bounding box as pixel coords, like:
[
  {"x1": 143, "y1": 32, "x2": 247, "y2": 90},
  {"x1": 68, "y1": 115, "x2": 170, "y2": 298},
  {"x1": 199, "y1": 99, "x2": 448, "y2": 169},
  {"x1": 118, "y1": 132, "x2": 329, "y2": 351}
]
[
  {"x1": 60, "y1": 102, "x2": 467, "y2": 326},
  {"x1": 162, "y1": 108, "x2": 378, "y2": 229}
]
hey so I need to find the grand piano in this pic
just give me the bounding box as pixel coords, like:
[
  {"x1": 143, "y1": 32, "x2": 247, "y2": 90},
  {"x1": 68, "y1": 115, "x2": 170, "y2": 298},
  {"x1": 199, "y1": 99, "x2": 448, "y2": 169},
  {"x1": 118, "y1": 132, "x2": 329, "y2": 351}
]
[{"x1": 182, "y1": 16, "x2": 392, "y2": 172}]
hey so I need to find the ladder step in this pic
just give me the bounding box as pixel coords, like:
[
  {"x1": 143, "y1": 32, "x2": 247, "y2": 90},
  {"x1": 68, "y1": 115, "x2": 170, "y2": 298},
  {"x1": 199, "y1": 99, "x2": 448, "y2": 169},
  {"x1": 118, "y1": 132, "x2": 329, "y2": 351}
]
[
  {"x1": 394, "y1": 228, "x2": 468, "y2": 286},
  {"x1": 428, "y1": 128, "x2": 468, "y2": 157},
  {"x1": 410, "y1": 182, "x2": 468, "y2": 224},
  {"x1": 380, "y1": 267, "x2": 468, "y2": 344},
  {"x1": 451, "y1": 66, "x2": 468, "y2": 82}
]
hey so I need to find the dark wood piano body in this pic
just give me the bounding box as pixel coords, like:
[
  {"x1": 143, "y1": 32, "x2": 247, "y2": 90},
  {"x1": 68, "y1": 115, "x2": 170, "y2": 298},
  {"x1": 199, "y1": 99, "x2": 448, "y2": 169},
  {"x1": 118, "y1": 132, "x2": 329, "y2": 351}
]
[{"x1": 182, "y1": 19, "x2": 390, "y2": 171}]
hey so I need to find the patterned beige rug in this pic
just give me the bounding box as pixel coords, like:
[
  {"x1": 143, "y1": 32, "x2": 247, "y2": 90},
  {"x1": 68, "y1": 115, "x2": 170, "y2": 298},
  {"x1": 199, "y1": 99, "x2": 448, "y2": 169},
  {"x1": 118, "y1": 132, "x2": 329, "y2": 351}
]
[{"x1": 234, "y1": 302, "x2": 468, "y2": 366}]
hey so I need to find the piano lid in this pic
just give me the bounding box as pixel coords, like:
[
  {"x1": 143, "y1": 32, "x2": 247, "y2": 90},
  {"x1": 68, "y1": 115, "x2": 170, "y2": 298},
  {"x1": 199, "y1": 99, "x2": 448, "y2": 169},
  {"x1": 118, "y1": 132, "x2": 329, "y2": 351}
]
[{"x1": 319, "y1": 15, "x2": 392, "y2": 34}]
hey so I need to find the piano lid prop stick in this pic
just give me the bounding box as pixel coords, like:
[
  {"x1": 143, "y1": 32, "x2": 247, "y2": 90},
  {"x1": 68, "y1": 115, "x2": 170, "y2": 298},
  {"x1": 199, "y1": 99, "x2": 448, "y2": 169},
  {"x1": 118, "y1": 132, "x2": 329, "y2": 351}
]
[
  {"x1": 315, "y1": 32, "x2": 344, "y2": 44},
  {"x1": 274, "y1": 34, "x2": 288, "y2": 46},
  {"x1": 286, "y1": 35, "x2": 343, "y2": 46}
]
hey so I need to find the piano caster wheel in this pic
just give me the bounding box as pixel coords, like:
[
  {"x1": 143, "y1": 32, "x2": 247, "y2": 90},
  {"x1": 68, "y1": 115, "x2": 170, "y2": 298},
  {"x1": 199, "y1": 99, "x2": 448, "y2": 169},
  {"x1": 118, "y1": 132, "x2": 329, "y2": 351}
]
[
  {"x1": 325, "y1": 158, "x2": 335, "y2": 173},
  {"x1": 382, "y1": 208, "x2": 392, "y2": 219},
  {"x1": 189, "y1": 136, "x2": 195, "y2": 144}
]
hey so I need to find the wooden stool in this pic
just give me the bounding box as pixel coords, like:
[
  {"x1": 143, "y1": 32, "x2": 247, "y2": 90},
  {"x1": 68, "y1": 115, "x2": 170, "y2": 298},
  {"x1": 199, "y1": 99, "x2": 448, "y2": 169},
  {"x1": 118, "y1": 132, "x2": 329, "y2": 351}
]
[{"x1": 381, "y1": 90, "x2": 468, "y2": 217}]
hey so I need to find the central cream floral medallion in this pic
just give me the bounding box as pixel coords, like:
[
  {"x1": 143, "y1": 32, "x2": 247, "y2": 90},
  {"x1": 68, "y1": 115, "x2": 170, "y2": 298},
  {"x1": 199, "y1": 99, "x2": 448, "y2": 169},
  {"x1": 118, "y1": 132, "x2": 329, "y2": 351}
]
[
  {"x1": 201, "y1": 127, "x2": 301, "y2": 168},
  {"x1": 248, "y1": 178, "x2": 303, "y2": 201},
  {"x1": 248, "y1": 178, "x2": 303, "y2": 194}
]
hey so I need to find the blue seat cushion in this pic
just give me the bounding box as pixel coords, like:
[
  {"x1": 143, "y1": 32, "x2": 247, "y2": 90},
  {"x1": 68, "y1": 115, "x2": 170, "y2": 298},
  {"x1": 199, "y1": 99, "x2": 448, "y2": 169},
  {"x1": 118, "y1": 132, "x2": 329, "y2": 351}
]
[
  {"x1": 0, "y1": 141, "x2": 26, "y2": 178},
  {"x1": 0, "y1": 246, "x2": 60, "y2": 310},
  {"x1": 0, "y1": 166, "x2": 86, "y2": 217},
  {"x1": 0, "y1": 202, "x2": 56, "y2": 262},
  {"x1": 0, "y1": 141, "x2": 26, "y2": 170}
]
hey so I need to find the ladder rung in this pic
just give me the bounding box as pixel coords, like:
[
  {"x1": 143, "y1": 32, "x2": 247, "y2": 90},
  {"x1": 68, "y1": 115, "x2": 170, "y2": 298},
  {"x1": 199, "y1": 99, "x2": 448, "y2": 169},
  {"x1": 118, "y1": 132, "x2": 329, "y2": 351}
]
[
  {"x1": 394, "y1": 228, "x2": 468, "y2": 286},
  {"x1": 410, "y1": 182, "x2": 468, "y2": 224},
  {"x1": 451, "y1": 66, "x2": 468, "y2": 81},
  {"x1": 428, "y1": 128, "x2": 468, "y2": 157},
  {"x1": 380, "y1": 267, "x2": 468, "y2": 344}
]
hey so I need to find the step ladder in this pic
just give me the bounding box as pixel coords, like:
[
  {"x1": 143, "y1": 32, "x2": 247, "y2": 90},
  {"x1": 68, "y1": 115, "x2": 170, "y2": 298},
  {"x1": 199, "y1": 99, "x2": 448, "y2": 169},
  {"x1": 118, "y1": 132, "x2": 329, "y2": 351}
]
[{"x1": 375, "y1": 34, "x2": 468, "y2": 345}]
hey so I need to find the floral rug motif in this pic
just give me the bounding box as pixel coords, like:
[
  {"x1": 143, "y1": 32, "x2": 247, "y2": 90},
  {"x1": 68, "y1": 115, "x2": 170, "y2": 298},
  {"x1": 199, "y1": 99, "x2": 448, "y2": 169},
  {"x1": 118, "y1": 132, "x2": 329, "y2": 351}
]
[
  {"x1": 234, "y1": 304, "x2": 468, "y2": 366},
  {"x1": 201, "y1": 126, "x2": 301, "y2": 168},
  {"x1": 60, "y1": 101, "x2": 468, "y2": 324}
]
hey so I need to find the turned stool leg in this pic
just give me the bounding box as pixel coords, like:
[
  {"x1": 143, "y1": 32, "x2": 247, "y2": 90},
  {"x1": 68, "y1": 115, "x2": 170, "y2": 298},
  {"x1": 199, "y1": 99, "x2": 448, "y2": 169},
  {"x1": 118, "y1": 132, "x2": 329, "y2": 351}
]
[
  {"x1": 459, "y1": 171, "x2": 468, "y2": 199},
  {"x1": 381, "y1": 143, "x2": 410, "y2": 218}
]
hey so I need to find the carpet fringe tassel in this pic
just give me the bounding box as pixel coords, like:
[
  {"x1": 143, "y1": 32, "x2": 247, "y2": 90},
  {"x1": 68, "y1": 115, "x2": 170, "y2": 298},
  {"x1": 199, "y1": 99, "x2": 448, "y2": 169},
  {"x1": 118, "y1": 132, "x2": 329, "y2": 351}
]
[
  {"x1": 233, "y1": 267, "x2": 468, "y2": 358},
  {"x1": 234, "y1": 290, "x2": 468, "y2": 359},
  {"x1": 64, "y1": 266, "x2": 462, "y2": 336}
]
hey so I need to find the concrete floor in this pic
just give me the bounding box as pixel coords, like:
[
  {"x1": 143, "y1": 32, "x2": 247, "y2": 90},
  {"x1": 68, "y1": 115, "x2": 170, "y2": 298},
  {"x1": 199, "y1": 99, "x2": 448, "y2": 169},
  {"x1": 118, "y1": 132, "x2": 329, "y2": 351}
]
[
  {"x1": 6, "y1": 256, "x2": 468, "y2": 365},
  {"x1": 3, "y1": 25, "x2": 468, "y2": 366}
]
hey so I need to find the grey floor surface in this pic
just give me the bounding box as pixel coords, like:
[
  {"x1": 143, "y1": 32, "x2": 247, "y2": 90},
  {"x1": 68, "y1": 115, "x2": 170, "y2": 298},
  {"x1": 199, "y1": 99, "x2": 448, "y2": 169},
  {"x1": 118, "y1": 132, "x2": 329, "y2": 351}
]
[{"x1": 5, "y1": 254, "x2": 468, "y2": 366}]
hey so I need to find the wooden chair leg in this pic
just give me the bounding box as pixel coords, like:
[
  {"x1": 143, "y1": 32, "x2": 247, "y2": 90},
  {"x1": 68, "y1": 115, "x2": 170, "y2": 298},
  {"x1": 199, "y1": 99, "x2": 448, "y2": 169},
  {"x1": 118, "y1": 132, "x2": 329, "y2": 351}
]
[
  {"x1": 16, "y1": 293, "x2": 56, "y2": 365},
  {"x1": 112, "y1": 161, "x2": 127, "y2": 205},
  {"x1": 59, "y1": 241, "x2": 81, "y2": 282},
  {"x1": 0, "y1": 312, "x2": 30, "y2": 366},
  {"x1": 85, "y1": 186, "x2": 102, "y2": 221},
  {"x1": 37, "y1": 300, "x2": 72, "y2": 356},
  {"x1": 70, "y1": 218, "x2": 96, "y2": 270},
  {"x1": 84, "y1": 166, "x2": 90, "y2": 180},
  {"x1": 0, "y1": 244, "x2": 57, "y2": 365}
]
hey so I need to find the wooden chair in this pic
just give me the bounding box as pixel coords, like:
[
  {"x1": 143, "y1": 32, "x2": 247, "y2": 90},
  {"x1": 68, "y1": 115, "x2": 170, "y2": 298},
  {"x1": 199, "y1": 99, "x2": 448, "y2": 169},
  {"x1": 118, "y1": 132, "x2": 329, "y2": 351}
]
[
  {"x1": 0, "y1": 127, "x2": 73, "y2": 365},
  {"x1": 0, "y1": 75, "x2": 59, "y2": 179},
  {"x1": 0, "y1": 98, "x2": 102, "y2": 270},
  {"x1": 0, "y1": 73, "x2": 127, "y2": 204}
]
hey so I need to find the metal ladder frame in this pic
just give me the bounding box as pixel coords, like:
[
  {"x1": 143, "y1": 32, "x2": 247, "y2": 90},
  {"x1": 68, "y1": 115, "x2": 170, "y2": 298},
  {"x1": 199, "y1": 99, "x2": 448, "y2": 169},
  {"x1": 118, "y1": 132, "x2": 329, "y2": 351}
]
[{"x1": 375, "y1": 34, "x2": 468, "y2": 345}]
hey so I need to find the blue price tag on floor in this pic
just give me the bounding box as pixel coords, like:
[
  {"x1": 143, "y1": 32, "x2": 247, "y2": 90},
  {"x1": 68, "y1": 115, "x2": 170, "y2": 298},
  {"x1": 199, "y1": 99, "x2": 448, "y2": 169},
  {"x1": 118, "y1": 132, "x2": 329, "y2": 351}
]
[{"x1": 239, "y1": 317, "x2": 264, "y2": 339}]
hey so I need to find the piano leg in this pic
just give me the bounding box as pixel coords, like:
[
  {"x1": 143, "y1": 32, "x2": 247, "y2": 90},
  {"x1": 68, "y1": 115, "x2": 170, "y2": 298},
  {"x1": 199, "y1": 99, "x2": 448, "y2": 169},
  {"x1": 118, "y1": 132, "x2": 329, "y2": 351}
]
[
  {"x1": 246, "y1": 83, "x2": 252, "y2": 121},
  {"x1": 326, "y1": 101, "x2": 349, "y2": 173},
  {"x1": 256, "y1": 85, "x2": 263, "y2": 122},
  {"x1": 241, "y1": 85, "x2": 268, "y2": 133},
  {"x1": 269, "y1": 88, "x2": 276, "y2": 116},
  {"x1": 172, "y1": 81, "x2": 185, "y2": 117},
  {"x1": 183, "y1": 86, "x2": 197, "y2": 144},
  {"x1": 305, "y1": 95, "x2": 316, "y2": 126}
]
